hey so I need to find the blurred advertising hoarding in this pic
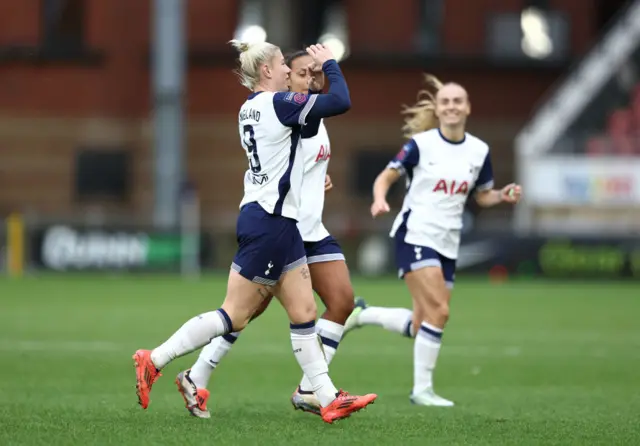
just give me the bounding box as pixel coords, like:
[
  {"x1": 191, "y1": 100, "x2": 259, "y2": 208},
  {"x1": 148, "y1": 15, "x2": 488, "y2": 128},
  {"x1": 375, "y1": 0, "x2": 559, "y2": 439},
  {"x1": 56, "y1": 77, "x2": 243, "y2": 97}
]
[
  {"x1": 520, "y1": 156, "x2": 640, "y2": 234},
  {"x1": 523, "y1": 157, "x2": 640, "y2": 205},
  {"x1": 353, "y1": 233, "x2": 640, "y2": 280},
  {"x1": 19, "y1": 224, "x2": 640, "y2": 280},
  {"x1": 29, "y1": 225, "x2": 213, "y2": 272}
]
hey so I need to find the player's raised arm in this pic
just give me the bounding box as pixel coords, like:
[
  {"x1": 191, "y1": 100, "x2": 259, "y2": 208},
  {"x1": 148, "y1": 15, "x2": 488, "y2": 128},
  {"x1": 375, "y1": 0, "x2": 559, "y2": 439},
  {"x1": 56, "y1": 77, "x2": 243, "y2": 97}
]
[
  {"x1": 473, "y1": 151, "x2": 522, "y2": 206},
  {"x1": 371, "y1": 139, "x2": 420, "y2": 218},
  {"x1": 305, "y1": 44, "x2": 351, "y2": 120},
  {"x1": 300, "y1": 64, "x2": 327, "y2": 139},
  {"x1": 273, "y1": 44, "x2": 350, "y2": 128}
]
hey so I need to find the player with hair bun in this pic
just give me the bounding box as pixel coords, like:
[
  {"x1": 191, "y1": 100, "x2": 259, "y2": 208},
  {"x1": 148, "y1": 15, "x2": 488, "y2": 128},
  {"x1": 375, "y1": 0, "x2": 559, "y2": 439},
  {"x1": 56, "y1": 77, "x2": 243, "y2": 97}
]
[
  {"x1": 344, "y1": 74, "x2": 521, "y2": 407},
  {"x1": 132, "y1": 40, "x2": 377, "y2": 424},
  {"x1": 178, "y1": 48, "x2": 363, "y2": 418}
]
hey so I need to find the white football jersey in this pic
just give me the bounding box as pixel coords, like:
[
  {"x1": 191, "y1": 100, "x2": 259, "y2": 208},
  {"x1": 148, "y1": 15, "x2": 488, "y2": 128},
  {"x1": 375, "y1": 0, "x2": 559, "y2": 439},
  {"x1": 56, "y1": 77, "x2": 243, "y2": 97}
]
[
  {"x1": 238, "y1": 91, "x2": 318, "y2": 220},
  {"x1": 297, "y1": 120, "x2": 331, "y2": 242},
  {"x1": 389, "y1": 128, "x2": 494, "y2": 259}
]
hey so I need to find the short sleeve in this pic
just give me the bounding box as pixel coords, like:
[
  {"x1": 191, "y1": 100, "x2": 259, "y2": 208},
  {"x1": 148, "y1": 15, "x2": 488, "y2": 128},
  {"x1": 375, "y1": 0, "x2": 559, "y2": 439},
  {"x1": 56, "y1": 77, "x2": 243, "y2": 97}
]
[
  {"x1": 273, "y1": 92, "x2": 318, "y2": 127},
  {"x1": 387, "y1": 139, "x2": 420, "y2": 176},
  {"x1": 474, "y1": 152, "x2": 494, "y2": 191},
  {"x1": 301, "y1": 118, "x2": 321, "y2": 139}
]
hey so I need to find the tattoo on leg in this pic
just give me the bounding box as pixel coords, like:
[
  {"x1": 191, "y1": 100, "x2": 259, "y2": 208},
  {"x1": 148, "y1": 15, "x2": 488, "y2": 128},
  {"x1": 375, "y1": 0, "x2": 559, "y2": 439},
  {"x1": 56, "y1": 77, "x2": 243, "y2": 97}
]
[
  {"x1": 257, "y1": 285, "x2": 273, "y2": 300},
  {"x1": 300, "y1": 266, "x2": 310, "y2": 280}
]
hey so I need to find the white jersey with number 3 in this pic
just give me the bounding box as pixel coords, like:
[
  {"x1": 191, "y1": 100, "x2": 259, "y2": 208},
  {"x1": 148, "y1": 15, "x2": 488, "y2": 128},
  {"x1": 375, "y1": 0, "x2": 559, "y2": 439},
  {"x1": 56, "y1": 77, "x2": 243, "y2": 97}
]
[
  {"x1": 237, "y1": 90, "x2": 319, "y2": 220},
  {"x1": 388, "y1": 128, "x2": 495, "y2": 259},
  {"x1": 297, "y1": 120, "x2": 331, "y2": 242}
]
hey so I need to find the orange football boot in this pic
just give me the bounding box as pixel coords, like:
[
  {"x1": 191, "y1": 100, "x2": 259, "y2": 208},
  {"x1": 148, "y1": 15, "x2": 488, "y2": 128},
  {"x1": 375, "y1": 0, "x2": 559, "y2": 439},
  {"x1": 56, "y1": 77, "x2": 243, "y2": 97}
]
[
  {"x1": 320, "y1": 390, "x2": 377, "y2": 424},
  {"x1": 132, "y1": 349, "x2": 162, "y2": 409}
]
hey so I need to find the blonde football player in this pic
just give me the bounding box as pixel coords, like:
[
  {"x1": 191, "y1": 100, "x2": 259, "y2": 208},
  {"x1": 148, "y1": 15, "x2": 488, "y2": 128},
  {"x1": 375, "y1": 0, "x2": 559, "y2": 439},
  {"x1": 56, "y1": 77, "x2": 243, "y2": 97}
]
[
  {"x1": 346, "y1": 75, "x2": 521, "y2": 406},
  {"x1": 132, "y1": 41, "x2": 376, "y2": 424}
]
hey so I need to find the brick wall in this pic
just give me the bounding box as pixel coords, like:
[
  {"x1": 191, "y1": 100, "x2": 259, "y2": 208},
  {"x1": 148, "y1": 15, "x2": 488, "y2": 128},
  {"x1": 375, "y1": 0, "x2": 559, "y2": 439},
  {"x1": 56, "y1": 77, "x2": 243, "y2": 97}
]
[{"x1": 0, "y1": 0, "x2": 594, "y2": 230}]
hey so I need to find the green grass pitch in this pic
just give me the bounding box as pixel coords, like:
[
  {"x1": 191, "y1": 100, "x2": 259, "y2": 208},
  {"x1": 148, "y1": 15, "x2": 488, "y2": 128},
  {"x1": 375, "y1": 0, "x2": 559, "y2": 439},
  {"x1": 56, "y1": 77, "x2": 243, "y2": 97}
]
[{"x1": 0, "y1": 275, "x2": 638, "y2": 445}]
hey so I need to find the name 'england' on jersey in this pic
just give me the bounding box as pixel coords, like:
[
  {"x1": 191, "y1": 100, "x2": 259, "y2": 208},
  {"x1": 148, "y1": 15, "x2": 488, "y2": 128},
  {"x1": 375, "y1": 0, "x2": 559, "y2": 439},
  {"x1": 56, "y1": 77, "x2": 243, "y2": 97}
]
[
  {"x1": 388, "y1": 128, "x2": 494, "y2": 259},
  {"x1": 297, "y1": 120, "x2": 331, "y2": 242},
  {"x1": 238, "y1": 90, "x2": 319, "y2": 220}
]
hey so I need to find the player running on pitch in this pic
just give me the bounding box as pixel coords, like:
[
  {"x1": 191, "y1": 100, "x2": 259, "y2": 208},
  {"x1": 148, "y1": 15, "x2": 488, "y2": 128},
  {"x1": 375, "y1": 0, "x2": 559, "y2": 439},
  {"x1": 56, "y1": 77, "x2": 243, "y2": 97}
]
[
  {"x1": 132, "y1": 41, "x2": 376, "y2": 424},
  {"x1": 176, "y1": 48, "x2": 365, "y2": 419},
  {"x1": 345, "y1": 75, "x2": 521, "y2": 406}
]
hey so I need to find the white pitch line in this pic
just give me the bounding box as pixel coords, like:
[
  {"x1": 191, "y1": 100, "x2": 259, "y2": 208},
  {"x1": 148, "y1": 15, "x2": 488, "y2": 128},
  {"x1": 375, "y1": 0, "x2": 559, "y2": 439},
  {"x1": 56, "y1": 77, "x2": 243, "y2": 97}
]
[
  {"x1": 0, "y1": 340, "x2": 121, "y2": 352},
  {"x1": 0, "y1": 340, "x2": 637, "y2": 359}
]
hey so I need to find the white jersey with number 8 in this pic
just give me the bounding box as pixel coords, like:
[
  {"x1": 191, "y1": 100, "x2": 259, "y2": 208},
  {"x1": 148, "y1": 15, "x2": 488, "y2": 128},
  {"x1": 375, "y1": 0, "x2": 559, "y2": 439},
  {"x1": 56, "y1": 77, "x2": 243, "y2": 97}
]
[{"x1": 237, "y1": 90, "x2": 319, "y2": 220}]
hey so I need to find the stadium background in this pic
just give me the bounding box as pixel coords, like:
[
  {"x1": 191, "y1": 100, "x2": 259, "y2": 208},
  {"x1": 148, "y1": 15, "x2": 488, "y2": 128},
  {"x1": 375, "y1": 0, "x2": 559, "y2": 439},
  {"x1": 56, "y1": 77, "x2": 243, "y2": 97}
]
[{"x1": 0, "y1": 1, "x2": 638, "y2": 445}]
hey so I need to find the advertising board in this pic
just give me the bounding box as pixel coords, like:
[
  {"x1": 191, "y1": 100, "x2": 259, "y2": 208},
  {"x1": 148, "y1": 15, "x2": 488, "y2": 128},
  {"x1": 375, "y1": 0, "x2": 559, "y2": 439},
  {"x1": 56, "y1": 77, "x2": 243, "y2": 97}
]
[
  {"x1": 523, "y1": 157, "x2": 640, "y2": 205},
  {"x1": 30, "y1": 225, "x2": 212, "y2": 272}
]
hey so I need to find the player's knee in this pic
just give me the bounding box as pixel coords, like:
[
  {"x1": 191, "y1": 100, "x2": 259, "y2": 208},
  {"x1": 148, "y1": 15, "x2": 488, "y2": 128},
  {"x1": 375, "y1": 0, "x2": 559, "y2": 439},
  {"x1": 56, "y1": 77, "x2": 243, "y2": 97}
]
[
  {"x1": 220, "y1": 303, "x2": 253, "y2": 332},
  {"x1": 411, "y1": 315, "x2": 421, "y2": 337},
  {"x1": 232, "y1": 319, "x2": 248, "y2": 332},
  {"x1": 288, "y1": 298, "x2": 318, "y2": 325},
  {"x1": 415, "y1": 290, "x2": 449, "y2": 328},
  {"x1": 337, "y1": 294, "x2": 355, "y2": 320},
  {"x1": 304, "y1": 299, "x2": 318, "y2": 322},
  {"x1": 221, "y1": 312, "x2": 245, "y2": 332},
  {"x1": 325, "y1": 288, "x2": 355, "y2": 324},
  {"x1": 434, "y1": 300, "x2": 450, "y2": 325}
]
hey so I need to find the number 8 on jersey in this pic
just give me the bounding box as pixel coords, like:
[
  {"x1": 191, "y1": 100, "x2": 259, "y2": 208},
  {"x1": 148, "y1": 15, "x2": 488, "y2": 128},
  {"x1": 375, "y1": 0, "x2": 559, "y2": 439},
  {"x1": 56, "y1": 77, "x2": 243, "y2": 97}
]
[{"x1": 242, "y1": 124, "x2": 262, "y2": 174}]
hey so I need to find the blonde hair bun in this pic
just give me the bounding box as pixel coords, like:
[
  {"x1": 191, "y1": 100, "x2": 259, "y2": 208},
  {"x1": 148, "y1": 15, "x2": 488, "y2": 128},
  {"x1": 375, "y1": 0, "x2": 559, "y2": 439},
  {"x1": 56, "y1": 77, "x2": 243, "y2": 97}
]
[
  {"x1": 229, "y1": 39, "x2": 251, "y2": 53},
  {"x1": 228, "y1": 40, "x2": 280, "y2": 91}
]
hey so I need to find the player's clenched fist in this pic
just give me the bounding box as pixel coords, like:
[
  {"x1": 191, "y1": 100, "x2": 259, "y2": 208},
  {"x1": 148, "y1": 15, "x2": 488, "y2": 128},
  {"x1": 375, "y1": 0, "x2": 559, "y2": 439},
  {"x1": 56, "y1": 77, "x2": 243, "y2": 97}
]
[
  {"x1": 370, "y1": 199, "x2": 390, "y2": 218},
  {"x1": 500, "y1": 183, "x2": 522, "y2": 204}
]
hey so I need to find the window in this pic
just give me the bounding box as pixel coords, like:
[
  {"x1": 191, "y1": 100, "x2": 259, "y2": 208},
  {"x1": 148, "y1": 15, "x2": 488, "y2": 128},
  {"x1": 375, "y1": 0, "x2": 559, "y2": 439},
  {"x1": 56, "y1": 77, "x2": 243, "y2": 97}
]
[
  {"x1": 296, "y1": 0, "x2": 341, "y2": 46},
  {"x1": 75, "y1": 147, "x2": 131, "y2": 201},
  {"x1": 486, "y1": 10, "x2": 570, "y2": 63},
  {"x1": 41, "y1": 0, "x2": 85, "y2": 49},
  {"x1": 415, "y1": 0, "x2": 444, "y2": 54}
]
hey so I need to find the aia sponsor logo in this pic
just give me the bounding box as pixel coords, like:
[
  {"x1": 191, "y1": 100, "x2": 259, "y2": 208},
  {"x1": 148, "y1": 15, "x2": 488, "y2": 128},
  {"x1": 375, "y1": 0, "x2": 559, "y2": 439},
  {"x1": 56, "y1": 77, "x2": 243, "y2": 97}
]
[
  {"x1": 433, "y1": 179, "x2": 469, "y2": 195},
  {"x1": 315, "y1": 144, "x2": 331, "y2": 162}
]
